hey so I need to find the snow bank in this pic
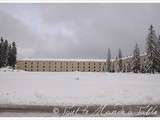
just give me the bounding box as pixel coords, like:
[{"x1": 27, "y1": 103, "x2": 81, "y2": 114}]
[
  {"x1": 0, "y1": 72, "x2": 160, "y2": 106},
  {"x1": 0, "y1": 67, "x2": 25, "y2": 72}
]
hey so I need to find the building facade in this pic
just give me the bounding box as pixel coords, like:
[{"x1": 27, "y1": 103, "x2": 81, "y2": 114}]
[
  {"x1": 16, "y1": 55, "x2": 146, "y2": 72},
  {"x1": 16, "y1": 59, "x2": 106, "y2": 72}
]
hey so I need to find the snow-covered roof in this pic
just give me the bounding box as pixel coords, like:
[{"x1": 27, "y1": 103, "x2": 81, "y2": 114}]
[
  {"x1": 17, "y1": 53, "x2": 146, "y2": 62},
  {"x1": 17, "y1": 58, "x2": 106, "y2": 62}
]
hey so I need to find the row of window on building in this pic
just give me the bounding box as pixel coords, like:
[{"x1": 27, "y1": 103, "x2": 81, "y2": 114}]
[{"x1": 16, "y1": 60, "x2": 105, "y2": 72}]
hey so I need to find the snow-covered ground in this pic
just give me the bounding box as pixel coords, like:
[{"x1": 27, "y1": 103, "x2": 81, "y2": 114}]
[
  {"x1": 0, "y1": 69, "x2": 160, "y2": 106},
  {"x1": 0, "y1": 67, "x2": 25, "y2": 72}
]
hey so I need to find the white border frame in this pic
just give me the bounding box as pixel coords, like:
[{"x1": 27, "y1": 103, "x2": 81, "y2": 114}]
[{"x1": 0, "y1": 1, "x2": 160, "y2": 120}]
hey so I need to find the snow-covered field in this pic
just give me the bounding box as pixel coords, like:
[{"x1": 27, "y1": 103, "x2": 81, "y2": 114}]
[{"x1": 0, "y1": 69, "x2": 160, "y2": 106}]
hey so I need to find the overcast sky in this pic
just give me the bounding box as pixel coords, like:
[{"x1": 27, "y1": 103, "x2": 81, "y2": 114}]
[{"x1": 0, "y1": 4, "x2": 160, "y2": 59}]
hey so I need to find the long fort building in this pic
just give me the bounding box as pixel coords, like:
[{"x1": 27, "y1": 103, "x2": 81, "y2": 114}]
[
  {"x1": 16, "y1": 55, "x2": 146, "y2": 72},
  {"x1": 16, "y1": 59, "x2": 106, "y2": 72}
]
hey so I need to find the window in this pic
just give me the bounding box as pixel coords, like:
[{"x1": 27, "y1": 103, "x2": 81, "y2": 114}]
[{"x1": 43, "y1": 69, "x2": 45, "y2": 71}]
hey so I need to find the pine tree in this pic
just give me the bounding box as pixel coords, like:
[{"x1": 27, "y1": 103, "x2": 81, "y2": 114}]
[
  {"x1": 145, "y1": 25, "x2": 159, "y2": 73},
  {"x1": 107, "y1": 48, "x2": 111, "y2": 72},
  {"x1": 115, "y1": 56, "x2": 118, "y2": 72},
  {"x1": 111, "y1": 62, "x2": 115, "y2": 72},
  {"x1": 0, "y1": 37, "x2": 5, "y2": 68},
  {"x1": 122, "y1": 63, "x2": 126, "y2": 72},
  {"x1": 0, "y1": 37, "x2": 3, "y2": 68},
  {"x1": 7, "y1": 42, "x2": 17, "y2": 68},
  {"x1": 126, "y1": 60, "x2": 131, "y2": 72},
  {"x1": 132, "y1": 43, "x2": 141, "y2": 73},
  {"x1": 7, "y1": 44, "x2": 12, "y2": 67},
  {"x1": 11, "y1": 42, "x2": 17, "y2": 68},
  {"x1": 140, "y1": 61, "x2": 145, "y2": 73},
  {"x1": 157, "y1": 35, "x2": 160, "y2": 72},
  {"x1": 0, "y1": 36, "x2": 17, "y2": 68},
  {"x1": 118, "y1": 48, "x2": 123, "y2": 72},
  {"x1": 3, "y1": 40, "x2": 9, "y2": 67}
]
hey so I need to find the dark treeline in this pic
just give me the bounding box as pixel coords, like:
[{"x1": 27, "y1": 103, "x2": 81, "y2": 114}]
[
  {"x1": 106, "y1": 25, "x2": 160, "y2": 74},
  {"x1": 0, "y1": 37, "x2": 17, "y2": 69}
]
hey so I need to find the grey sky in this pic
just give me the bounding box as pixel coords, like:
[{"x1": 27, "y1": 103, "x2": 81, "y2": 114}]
[{"x1": 0, "y1": 4, "x2": 160, "y2": 59}]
